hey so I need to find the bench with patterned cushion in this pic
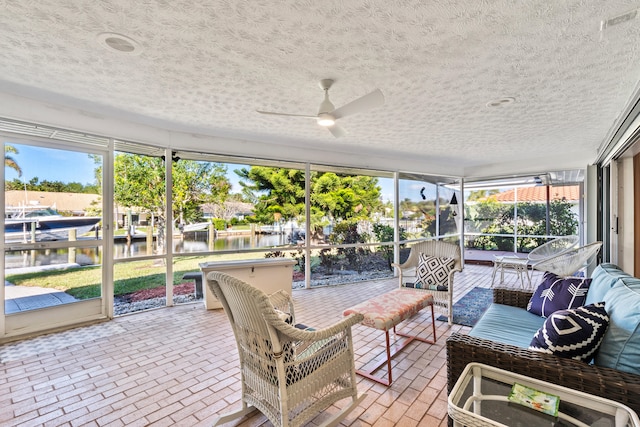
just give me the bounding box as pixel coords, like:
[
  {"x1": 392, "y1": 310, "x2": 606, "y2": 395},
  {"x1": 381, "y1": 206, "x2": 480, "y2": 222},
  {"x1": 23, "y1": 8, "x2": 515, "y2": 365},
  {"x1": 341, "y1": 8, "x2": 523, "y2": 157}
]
[{"x1": 344, "y1": 288, "x2": 437, "y2": 385}]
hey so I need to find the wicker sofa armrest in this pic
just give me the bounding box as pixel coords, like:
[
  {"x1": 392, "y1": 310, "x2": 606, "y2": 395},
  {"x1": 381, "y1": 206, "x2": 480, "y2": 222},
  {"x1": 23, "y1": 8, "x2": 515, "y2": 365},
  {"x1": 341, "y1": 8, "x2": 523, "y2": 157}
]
[
  {"x1": 446, "y1": 332, "x2": 640, "y2": 416},
  {"x1": 492, "y1": 287, "x2": 533, "y2": 309}
]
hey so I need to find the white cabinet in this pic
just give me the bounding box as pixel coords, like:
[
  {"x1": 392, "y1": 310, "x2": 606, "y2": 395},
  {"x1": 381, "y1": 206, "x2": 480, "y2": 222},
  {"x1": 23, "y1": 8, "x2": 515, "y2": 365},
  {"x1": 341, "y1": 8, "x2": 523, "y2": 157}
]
[{"x1": 199, "y1": 258, "x2": 297, "y2": 309}]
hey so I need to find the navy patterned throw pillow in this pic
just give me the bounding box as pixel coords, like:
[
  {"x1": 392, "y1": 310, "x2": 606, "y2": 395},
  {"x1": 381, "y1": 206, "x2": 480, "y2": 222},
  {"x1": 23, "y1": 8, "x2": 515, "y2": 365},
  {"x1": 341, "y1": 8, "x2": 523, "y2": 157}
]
[
  {"x1": 529, "y1": 302, "x2": 609, "y2": 362},
  {"x1": 527, "y1": 272, "x2": 591, "y2": 317}
]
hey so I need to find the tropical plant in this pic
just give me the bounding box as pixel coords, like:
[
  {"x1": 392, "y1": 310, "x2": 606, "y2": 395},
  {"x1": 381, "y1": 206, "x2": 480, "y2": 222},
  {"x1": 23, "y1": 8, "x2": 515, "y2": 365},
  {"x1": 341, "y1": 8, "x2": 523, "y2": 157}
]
[
  {"x1": 4, "y1": 144, "x2": 22, "y2": 177},
  {"x1": 372, "y1": 223, "x2": 407, "y2": 270},
  {"x1": 329, "y1": 221, "x2": 370, "y2": 273}
]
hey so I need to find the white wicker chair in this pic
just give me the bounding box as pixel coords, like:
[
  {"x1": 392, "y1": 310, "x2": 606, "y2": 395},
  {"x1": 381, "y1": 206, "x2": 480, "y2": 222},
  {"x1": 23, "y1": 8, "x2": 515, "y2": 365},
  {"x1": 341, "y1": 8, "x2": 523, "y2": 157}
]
[
  {"x1": 391, "y1": 240, "x2": 462, "y2": 325},
  {"x1": 531, "y1": 241, "x2": 602, "y2": 278},
  {"x1": 206, "y1": 271, "x2": 365, "y2": 427}
]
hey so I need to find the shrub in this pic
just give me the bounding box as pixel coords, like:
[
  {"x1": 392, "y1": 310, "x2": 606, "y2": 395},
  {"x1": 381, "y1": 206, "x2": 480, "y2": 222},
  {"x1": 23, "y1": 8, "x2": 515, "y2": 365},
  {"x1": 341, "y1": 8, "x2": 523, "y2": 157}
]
[{"x1": 212, "y1": 218, "x2": 227, "y2": 230}]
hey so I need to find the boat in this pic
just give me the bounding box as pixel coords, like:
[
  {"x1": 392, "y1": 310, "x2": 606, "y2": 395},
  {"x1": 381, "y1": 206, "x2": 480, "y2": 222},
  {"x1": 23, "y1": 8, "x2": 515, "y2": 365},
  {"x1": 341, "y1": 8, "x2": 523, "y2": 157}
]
[
  {"x1": 258, "y1": 224, "x2": 283, "y2": 234},
  {"x1": 174, "y1": 222, "x2": 211, "y2": 235},
  {"x1": 4, "y1": 205, "x2": 101, "y2": 242},
  {"x1": 182, "y1": 222, "x2": 210, "y2": 232}
]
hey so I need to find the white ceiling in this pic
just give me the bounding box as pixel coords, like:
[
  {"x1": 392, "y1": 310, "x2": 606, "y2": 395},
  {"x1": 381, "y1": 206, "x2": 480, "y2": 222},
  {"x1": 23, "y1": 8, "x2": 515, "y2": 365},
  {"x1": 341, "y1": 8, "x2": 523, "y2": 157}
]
[{"x1": 1, "y1": 1, "x2": 640, "y2": 179}]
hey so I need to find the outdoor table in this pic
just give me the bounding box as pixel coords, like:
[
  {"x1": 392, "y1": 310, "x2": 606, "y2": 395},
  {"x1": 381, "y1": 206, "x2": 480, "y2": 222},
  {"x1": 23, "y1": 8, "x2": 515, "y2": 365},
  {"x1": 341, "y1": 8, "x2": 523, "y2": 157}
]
[{"x1": 491, "y1": 256, "x2": 530, "y2": 288}]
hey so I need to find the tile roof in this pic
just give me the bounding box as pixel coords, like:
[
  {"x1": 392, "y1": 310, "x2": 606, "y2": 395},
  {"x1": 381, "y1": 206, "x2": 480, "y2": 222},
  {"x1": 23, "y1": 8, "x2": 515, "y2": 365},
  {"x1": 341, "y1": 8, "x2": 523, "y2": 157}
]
[{"x1": 493, "y1": 185, "x2": 580, "y2": 202}]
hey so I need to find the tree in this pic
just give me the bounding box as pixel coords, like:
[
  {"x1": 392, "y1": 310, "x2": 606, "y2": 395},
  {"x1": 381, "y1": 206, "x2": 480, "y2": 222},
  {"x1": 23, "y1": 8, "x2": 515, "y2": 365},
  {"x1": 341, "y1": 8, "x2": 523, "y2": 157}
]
[
  {"x1": 115, "y1": 154, "x2": 166, "y2": 223},
  {"x1": 5, "y1": 177, "x2": 99, "y2": 193},
  {"x1": 424, "y1": 198, "x2": 458, "y2": 237},
  {"x1": 329, "y1": 220, "x2": 370, "y2": 273},
  {"x1": 312, "y1": 173, "x2": 382, "y2": 222},
  {"x1": 172, "y1": 159, "x2": 230, "y2": 224},
  {"x1": 88, "y1": 154, "x2": 103, "y2": 193},
  {"x1": 114, "y1": 153, "x2": 230, "y2": 225},
  {"x1": 235, "y1": 166, "x2": 305, "y2": 223},
  {"x1": 466, "y1": 197, "x2": 579, "y2": 251},
  {"x1": 373, "y1": 223, "x2": 407, "y2": 270},
  {"x1": 4, "y1": 144, "x2": 22, "y2": 177},
  {"x1": 236, "y1": 166, "x2": 383, "y2": 225},
  {"x1": 466, "y1": 189, "x2": 499, "y2": 201},
  {"x1": 548, "y1": 200, "x2": 579, "y2": 235}
]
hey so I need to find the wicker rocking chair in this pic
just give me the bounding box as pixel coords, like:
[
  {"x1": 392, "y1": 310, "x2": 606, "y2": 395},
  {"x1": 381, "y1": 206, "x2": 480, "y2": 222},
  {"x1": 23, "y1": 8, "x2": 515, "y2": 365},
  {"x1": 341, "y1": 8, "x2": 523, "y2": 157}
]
[
  {"x1": 392, "y1": 240, "x2": 462, "y2": 325},
  {"x1": 206, "y1": 271, "x2": 366, "y2": 427}
]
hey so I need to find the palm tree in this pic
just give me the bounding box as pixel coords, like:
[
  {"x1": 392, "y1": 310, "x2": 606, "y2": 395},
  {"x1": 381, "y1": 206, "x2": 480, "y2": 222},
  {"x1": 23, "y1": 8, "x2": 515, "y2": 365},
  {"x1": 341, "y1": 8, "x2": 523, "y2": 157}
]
[{"x1": 5, "y1": 144, "x2": 22, "y2": 177}]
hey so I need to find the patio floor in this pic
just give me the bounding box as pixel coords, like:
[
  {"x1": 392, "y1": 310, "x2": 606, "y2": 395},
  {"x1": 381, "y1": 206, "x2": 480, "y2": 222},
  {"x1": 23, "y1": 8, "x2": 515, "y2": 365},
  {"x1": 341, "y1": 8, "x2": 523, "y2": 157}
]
[{"x1": 0, "y1": 263, "x2": 533, "y2": 426}]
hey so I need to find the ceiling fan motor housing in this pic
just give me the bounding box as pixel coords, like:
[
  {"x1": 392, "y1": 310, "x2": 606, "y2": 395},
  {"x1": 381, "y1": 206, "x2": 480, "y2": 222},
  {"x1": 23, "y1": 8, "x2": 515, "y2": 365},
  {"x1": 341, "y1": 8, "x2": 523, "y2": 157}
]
[{"x1": 317, "y1": 112, "x2": 335, "y2": 127}]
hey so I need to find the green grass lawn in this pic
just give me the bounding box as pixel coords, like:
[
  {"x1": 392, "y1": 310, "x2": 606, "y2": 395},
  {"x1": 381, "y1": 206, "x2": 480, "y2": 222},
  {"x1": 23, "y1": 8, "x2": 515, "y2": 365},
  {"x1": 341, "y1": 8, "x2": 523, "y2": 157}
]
[
  {"x1": 6, "y1": 246, "x2": 384, "y2": 300},
  {"x1": 5, "y1": 252, "x2": 271, "y2": 299}
]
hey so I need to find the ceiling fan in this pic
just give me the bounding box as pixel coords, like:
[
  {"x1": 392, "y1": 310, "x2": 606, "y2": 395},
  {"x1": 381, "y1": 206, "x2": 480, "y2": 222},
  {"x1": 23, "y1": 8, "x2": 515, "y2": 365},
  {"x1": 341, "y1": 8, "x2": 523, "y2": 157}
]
[{"x1": 257, "y1": 79, "x2": 384, "y2": 138}]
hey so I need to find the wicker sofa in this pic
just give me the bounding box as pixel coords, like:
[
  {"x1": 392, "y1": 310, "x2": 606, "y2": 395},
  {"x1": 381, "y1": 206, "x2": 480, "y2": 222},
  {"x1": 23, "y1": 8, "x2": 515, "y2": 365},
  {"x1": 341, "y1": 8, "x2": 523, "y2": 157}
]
[{"x1": 447, "y1": 263, "x2": 640, "y2": 418}]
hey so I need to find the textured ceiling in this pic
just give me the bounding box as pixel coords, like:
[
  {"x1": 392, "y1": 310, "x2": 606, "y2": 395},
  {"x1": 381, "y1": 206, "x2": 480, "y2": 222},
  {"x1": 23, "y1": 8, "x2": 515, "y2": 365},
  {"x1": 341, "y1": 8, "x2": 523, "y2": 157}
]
[{"x1": 1, "y1": 1, "x2": 640, "y2": 178}]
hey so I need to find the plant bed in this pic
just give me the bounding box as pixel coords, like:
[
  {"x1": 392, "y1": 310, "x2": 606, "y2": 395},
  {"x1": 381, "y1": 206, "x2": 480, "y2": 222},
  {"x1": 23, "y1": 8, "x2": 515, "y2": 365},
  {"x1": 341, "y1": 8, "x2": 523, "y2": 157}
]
[{"x1": 115, "y1": 282, "x2": 196, "y2": 303}]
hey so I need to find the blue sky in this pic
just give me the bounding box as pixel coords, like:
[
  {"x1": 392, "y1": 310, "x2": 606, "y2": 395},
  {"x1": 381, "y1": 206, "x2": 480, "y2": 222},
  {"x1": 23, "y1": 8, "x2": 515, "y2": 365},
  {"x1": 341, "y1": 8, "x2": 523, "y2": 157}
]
[
  {"x1": 5, "y1": 142, "x2": 404, "y2": 200},
  {"x1": 5, "y1": 143, "x2": 98, "y2": 185},
  {"x1": 4, "y1": 143, "x2": 249, "y2": 193}
]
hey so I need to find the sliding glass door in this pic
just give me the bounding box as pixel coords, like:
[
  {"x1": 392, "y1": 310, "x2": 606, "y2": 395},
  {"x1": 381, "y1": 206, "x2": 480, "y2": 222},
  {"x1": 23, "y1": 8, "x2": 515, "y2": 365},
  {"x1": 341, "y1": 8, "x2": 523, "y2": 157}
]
[{"x1": 2, "y1": 138, "x2": 108, "y2": 338}]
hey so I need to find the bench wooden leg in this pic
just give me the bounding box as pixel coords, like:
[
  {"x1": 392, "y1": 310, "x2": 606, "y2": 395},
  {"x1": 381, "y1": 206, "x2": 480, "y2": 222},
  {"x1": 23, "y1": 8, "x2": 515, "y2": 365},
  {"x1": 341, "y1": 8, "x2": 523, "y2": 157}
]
[{"x1": 356, "y1": 304, "x2": 437, "y2": 386}]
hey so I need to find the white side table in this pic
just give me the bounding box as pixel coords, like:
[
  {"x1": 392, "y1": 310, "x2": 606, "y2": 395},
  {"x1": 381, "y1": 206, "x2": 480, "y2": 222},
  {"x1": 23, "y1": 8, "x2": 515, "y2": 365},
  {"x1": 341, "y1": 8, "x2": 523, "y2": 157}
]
[
  {"x1": 449, "y1": 363, "x2": 640, "y2": 427},
  {"x1": 491, "y1": 256, "x2": 531, "y2": 289}
]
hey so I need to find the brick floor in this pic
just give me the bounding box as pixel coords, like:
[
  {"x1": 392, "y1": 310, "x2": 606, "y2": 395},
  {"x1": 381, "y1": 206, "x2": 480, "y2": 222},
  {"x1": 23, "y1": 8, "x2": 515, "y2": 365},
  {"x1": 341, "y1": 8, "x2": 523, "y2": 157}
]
[{"x1": 0, "y1": 264, "x2": 510, "y2": 426}]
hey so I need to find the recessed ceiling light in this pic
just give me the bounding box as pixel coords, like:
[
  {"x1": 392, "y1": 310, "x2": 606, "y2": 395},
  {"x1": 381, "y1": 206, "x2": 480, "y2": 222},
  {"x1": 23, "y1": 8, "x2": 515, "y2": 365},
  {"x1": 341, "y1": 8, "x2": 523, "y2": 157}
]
[
  {"x1": 97, "y1": 32, "x2": 141, "y2": 55},
  {"x1": 486, "y1": 97, "x2": 515, "y2": 107}
]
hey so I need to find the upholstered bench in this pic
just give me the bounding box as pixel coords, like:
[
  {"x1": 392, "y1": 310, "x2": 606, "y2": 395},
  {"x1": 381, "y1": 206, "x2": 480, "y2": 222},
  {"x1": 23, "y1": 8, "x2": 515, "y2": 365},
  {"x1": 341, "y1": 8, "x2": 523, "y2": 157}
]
[{"x1": 344, "y1": 288, "x2": 437, "y2": 385}]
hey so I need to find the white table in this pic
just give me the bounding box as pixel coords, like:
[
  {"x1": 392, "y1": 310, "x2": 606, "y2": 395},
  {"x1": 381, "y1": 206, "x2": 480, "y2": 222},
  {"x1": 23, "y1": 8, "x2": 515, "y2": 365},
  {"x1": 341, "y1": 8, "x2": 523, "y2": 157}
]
[
  {"x1": 449, "y1": 363, "x2": 640, "y2": 427},
  {"x1": 491, "y1": 256, "x2": 530, "y2": 288}
]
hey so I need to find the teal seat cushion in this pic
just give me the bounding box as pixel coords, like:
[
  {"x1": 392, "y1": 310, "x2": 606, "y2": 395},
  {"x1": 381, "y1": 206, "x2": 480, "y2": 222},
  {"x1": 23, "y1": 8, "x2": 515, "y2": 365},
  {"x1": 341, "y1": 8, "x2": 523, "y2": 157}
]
[
  {"x1": 594, "y1": 277, "x2": 640, "y2": 375},
  {"x1": 586, "y1": 263, "x2": 630, "y2": 305},
  {"x1": 469, "y1": 304, "x2": 546, "y2": 349}
]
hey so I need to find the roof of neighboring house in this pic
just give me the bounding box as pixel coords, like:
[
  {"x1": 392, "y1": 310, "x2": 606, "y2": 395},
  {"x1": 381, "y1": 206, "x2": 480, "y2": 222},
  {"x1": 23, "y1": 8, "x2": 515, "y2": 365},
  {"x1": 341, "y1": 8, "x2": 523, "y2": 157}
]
[
  {"x1": 5, "y1": 190, "x2": 100, "y2": 214},
  {"x1": 201, "y1": 201, "x2": 254, "y2": 217},
  {"x1": 493, "y1": 185, "x2": 580, "y2": 202}
]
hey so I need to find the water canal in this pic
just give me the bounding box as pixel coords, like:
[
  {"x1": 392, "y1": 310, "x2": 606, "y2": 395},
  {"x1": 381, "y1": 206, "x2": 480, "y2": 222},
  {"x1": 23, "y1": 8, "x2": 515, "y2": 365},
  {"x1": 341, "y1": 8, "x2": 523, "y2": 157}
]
[{"x1": 5, "y1": 230, "x2": 293, "y2": 271}]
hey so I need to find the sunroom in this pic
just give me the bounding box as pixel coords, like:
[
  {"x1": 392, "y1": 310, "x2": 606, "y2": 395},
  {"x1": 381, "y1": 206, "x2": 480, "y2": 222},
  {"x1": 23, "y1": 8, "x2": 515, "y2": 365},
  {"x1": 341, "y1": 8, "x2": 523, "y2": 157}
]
[{"x1": 1, "y1": 1, "x2": 639, "y2": 426}]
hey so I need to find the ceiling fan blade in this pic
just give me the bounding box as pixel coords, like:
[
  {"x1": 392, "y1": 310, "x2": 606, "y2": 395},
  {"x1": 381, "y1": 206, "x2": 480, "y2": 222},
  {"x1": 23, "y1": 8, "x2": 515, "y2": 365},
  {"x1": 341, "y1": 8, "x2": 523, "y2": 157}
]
[
  {"x1": 328, "y1": 124, "x2": 346, "y2": 138},
  {"x1": 332, "y1": 88, "x2": 384, "y2": 120},
  {"x1": 256, "y1": 110, "x2": 317, "y2": 119}
]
